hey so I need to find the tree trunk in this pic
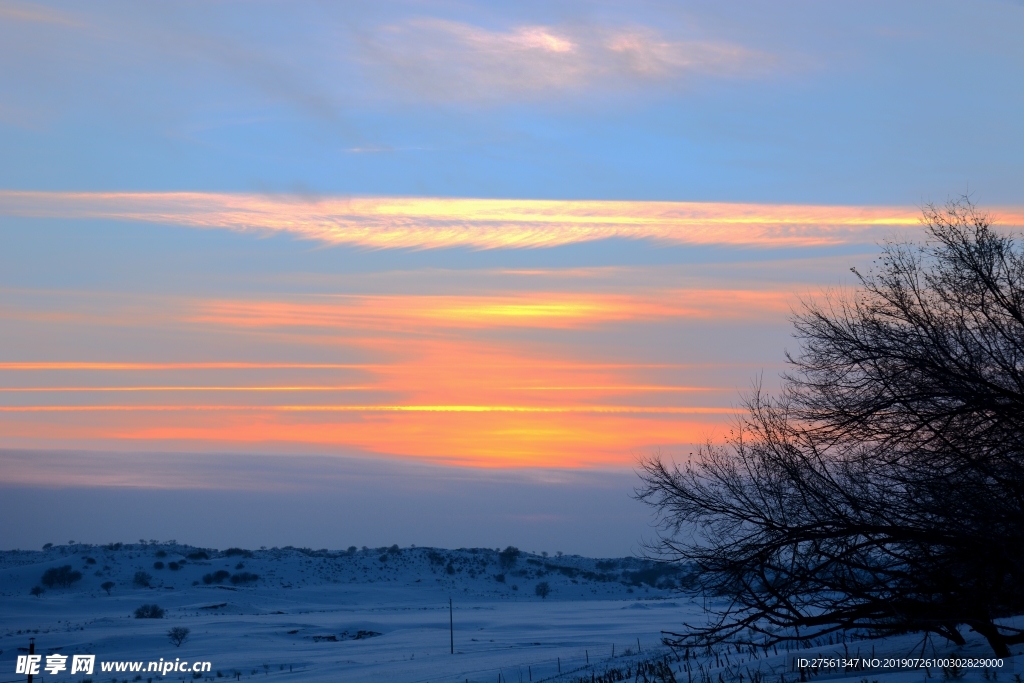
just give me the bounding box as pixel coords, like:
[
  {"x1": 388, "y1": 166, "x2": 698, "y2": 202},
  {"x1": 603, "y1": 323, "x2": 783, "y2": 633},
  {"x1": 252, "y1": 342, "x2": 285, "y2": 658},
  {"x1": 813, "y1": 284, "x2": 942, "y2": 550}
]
[{"x1": 971, "y1": 622, "x2": 1010, "y2": 658}]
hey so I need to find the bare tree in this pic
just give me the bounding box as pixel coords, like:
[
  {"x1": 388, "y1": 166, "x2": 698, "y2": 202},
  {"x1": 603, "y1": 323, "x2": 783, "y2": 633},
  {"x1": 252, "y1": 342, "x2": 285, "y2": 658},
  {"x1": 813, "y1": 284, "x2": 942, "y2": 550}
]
[
  {"x1": 638, "y1": 199, "x2": 1024, "y2": 657},
  {"x1": 168, "y1": 627, "x2": 190, "y2": 647}
]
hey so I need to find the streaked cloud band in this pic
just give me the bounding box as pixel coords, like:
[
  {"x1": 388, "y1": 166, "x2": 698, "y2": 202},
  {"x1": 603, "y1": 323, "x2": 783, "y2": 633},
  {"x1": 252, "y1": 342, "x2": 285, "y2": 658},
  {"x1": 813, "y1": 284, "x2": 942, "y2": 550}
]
[{"x1": 5, "y1": 191, "x2": 1018, "y2": 249}]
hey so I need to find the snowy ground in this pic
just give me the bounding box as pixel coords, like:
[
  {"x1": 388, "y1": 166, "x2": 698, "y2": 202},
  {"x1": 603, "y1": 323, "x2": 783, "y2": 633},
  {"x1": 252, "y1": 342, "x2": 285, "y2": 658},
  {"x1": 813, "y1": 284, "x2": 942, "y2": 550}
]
[{"x1": 1, "y1": 544, "x2": 1020, "y2": 683}]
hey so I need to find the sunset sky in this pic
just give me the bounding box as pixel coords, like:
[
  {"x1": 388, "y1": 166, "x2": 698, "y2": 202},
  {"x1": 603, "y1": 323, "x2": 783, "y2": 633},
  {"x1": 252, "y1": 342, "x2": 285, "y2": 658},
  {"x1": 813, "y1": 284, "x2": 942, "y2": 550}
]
[{"x1": 2, "y1": 0, "x2": 1023, "y2": 555}]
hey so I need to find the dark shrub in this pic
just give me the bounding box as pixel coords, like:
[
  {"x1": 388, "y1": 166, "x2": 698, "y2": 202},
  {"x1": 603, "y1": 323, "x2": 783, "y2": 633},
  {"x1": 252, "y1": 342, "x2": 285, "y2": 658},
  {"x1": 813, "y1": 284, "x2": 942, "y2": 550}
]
[
  {"x1": 155, "y1": 550, "x2": 167, "y2": 558},
  {"x1": 101, "y1": 581, "x2": 115, "y2": 595},
  {"x1": 168, "y1": 562, "x2": 180, "y2": 571},
  {"x1": 153, "y1": 562, "x2": 165, "y2": 570},
  {"x1": 495, "y1": 574, "x2": 506, "y2": 583},
  {"x1": 499, "y1": 546, "x2": 521, "y2": 569},
  {"x1": 230, "y1": 572, "x2": 258, "y2": 585},
  {"x1": 84, "y1": 557, "x2": 97, "y2": 565},
  {"x1": 134, "y1": 604, "x2": 165, "y2": 619},
  {"x1": 223, "y1": 548, "x2": 252, "y2": 558},
  {"x1": 535, "y1": 581, "x2": 551, "y2": 598},
  {"x1": 445, "y1": 562, "x2": 456, "y2": 575},
  {"x1": 30, "y1": 586, "x2": 44, "y2": 597},
  {"x1": 133, "y1": 571, "x2": 152, "y2": 588},
  {"x1": 202, "y1": 570, "x2": 231, "y2": 585},
  {"x1": 41, "y1": 565, "x2": 82, "y2": 588},
  {"x1": 186, "y1": 551, "x2": 209, "y2": 561}
]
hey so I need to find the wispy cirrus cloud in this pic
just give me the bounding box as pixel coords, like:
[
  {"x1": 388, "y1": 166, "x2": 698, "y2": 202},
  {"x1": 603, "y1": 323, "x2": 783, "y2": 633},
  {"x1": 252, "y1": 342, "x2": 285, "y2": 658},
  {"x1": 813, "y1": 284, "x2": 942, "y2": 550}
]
[
  {"x1": 5, "y1": 191, "x2": 1008, "y2": 250},
  {"x1": 0, "y1": 0, "x2": 81, "y2": 27},
  {"x1": 358, "y1": 18, "x2": 775, "y2": 102}
]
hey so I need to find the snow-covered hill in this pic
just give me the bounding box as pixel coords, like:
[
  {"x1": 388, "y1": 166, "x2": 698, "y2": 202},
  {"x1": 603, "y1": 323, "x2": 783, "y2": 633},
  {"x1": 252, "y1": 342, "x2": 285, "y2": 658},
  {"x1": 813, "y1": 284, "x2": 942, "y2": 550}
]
[
  {"x1": 1, "y1": 543, "x2": 1019, "y2": 683},
  {"x1": 0, "y1": 543, "x2": 686, "y2": 682}
]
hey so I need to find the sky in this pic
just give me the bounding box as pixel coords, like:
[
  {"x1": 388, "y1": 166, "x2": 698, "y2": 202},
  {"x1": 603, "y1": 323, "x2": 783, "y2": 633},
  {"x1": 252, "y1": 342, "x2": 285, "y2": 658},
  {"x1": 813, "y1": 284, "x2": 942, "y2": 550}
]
[{"x1": 1, "y1": 0, "x2": 1023, "y2": 555}]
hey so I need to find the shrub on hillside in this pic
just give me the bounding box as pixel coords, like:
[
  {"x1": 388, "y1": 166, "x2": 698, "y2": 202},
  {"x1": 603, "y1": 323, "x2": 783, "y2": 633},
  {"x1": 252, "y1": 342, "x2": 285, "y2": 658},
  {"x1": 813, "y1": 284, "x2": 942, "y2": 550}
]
[
  {"x1": 230, "y1": 572, "x2": 258, "y2": 585},
  {"x1": 101, "y1": 581, "x2": 115, "y2": 595},
  {"x1": 202, "y1": 570, "x2": 231, "y2": 585},
  {"x1": 153, "y1": 561, "x2": 165, "y2": 570},
  {"x1": 134, "y1": 604, "x2": 165, "y2": 618},
  {"x1": 186, "y1": 551, "x2": 209, "y2": 561},
  {"x1": 535, "y1": 582, "x2": 551, "y2": 599},
  {"x1": 133, "y1": 571, "x2": 152, "y2": 588},
  {"x1": 30, "y1": 586, "x2": 44, "y2": 597},
  {"x1": 41, "y1": 565, "x2": 82, "y2": 588},
  {"x1": 499, "y1": 546, "x2": 521, "y2": 569}
]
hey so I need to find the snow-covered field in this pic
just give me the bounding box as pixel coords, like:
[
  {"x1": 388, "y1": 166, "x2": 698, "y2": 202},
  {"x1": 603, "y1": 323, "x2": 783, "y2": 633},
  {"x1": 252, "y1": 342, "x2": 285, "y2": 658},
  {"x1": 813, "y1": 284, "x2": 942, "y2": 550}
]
[{"x1": 1, "y1": 544, "x2": 1019, "y2": 683}]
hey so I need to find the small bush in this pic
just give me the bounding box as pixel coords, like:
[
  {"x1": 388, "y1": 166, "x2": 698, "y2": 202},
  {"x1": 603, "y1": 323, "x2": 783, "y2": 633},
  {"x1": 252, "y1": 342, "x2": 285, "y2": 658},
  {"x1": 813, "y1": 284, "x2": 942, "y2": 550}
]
[
  {"x1": 495, "y1": 574, "x2": 506, "y2": 583},
  {"x1": 535, "y1": 581, "x2": 551, "y2": 599},
  {"x1": 499, "y1": 546, "x2": 521, "y2": 569},
  {"x1": 234, "y1": 562, "x2": 244, "y2": 570},
  {"x1": 153, "y1": 562, "x2": 165, "y2": 570},
  {"x1": 101, "y1": 581, "x2": 115, "y2": 595},
  {"x1": 84, "y1": 557, "x2": 97, "y2": 565},
  {"x1": 186, "y1": 551, "x2": 209, "y2": 561},
  {"x1": 41, "y1": 565, "x2": 82, "y2": 588},
  {"x1": 133, "y1": 571, "x2": 153, "y2": 587},
  {"x1": 134, "y1": 604, "x2": 165, "y2": 619},
  {"x1": 230, "y1": 572, "x2": 258, "y2": 585},
  {"x1": 168, "y1": 562, "x2": 180, "y2": 571},
  {"x1": 168, "y1": 627, "x2": 190, "y2": 647},
  {"x1": 223, "y1": 548, "x2": 252, "y2": 558},
  {"x1": 30, "y1": 585, "x2": 44, "y2": 597},
  {"x1": 202, "y1": 570, "x2": 231, "y2": 585},
  {"x1": 155, "y1": 550, "x2": 167, "y2": 558},
  {"x1": 445, "y1": 562, "x2": 456, "y2": 575}
]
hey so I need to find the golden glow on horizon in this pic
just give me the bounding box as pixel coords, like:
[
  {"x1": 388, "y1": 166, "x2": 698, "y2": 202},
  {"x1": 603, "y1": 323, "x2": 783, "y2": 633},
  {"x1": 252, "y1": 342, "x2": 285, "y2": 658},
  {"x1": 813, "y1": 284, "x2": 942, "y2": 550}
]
[
  {"x1": 5, "y1": 191, "x2": 1019, "y2": 249},
  {"x1": 0, "y1": 386, "x2": 377, "y2": 392},
  {"x1": 187, "y1": 289, "x2": 795, "y2": 334},
  {"x1": 0, "y1": 404, "x2": 740, "y2": 414},
  {"x1": 0, "y1": 250, "x2": 803, "y2": 469},
  {"x1": 0, "y1": 362, "x2": 372, "y2": 370}
]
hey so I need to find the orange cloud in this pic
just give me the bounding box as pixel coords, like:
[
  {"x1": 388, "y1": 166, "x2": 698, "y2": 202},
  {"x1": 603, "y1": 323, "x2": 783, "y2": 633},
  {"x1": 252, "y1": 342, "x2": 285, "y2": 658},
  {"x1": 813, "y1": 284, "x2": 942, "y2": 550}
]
[
  {"x1": 6, "y1": 191, "x2": 1017, "y2": 249},
  {"x1": 0, "y1": 332, "x2": 743, "y2": 468},
  {"x1": 0, "y1": 279, "x2": 790, "y2": 469}
]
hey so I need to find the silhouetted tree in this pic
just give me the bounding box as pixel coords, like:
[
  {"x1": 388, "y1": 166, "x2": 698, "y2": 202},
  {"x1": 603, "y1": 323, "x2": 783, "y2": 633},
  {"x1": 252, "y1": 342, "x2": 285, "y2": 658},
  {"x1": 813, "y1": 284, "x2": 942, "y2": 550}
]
[
  {"x1": 638, "y1": 199, "x2": 1024, "y2": 657},
  {"x1": 41, "y1": 565, "x2": 82, "y2": 588},
  {"x1": 168, "y1": 627, "x2": 190, "y2": 647}
]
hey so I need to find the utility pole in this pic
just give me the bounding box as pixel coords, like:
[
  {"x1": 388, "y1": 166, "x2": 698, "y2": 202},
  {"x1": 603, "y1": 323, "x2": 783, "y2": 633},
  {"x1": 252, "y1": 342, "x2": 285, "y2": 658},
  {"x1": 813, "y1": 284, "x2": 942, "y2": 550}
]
[
  {"x1": 27, "y1": 637, "x2": 35, "y2": 683},
  {"x1": 449, "y1": 598, "x2": 454, "y2": 654}
]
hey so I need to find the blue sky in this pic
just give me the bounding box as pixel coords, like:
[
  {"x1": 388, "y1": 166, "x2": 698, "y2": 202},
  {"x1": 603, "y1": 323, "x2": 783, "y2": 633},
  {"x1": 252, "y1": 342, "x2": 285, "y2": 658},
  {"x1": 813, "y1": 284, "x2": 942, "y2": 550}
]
[{"x1": 1, "y1": 0, "x2": 1022, "y2": 555}]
